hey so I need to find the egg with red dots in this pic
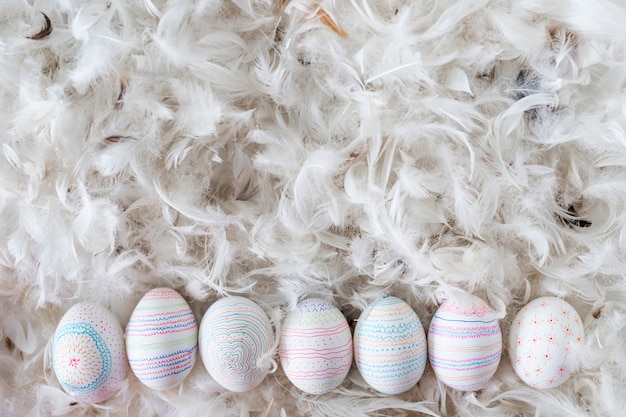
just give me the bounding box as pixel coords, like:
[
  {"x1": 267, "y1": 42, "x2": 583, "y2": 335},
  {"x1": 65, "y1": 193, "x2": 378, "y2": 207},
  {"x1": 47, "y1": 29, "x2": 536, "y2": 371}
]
[
  {"x1": 508, "y1": 297, "x2": 585, "y2": 389},
  {"x1": 52, "y1": 303, "x2": 128, "y2": 403},
  {"x1": 279, "y1": 298, "x2": 353, "y2": 395}
]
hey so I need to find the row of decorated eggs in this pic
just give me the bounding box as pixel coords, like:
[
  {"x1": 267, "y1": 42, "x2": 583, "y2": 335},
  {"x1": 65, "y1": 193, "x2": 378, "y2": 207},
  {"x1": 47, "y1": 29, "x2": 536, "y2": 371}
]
[{"x1": 52, "y1": 290, "x2": 585, "y2": 403}]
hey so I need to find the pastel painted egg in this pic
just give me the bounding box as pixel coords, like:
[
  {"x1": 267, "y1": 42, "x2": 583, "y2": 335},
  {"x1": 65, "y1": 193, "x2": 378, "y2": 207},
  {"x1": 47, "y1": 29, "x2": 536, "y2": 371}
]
[
  {"x1": 52, "y1": 303, "x2": 127, "y2": 403},
  {"x1": 508, "y1": 297, "x2": 584, "y2": 389},
  {"x1": 280, "y1": 298, "x2": 353, "y2": 394},
  {"x1": 353, "y1": 296, "x2": 427, "y2": 394},
  {"x1": 125, "y1": 288, "x2": 198, "y2": 390},
  {"x1": 199, "y1": 297, "x2": 274, "y2": 392},
  {"x1": 428, "y1": 295, "x2": 502, "y2": 391}
]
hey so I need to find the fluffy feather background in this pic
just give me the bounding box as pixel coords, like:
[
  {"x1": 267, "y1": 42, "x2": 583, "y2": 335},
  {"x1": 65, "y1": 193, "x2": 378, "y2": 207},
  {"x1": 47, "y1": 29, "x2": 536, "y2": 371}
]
[{"x1": 0, "y1": 0, "x2": 625, "y2": 415}]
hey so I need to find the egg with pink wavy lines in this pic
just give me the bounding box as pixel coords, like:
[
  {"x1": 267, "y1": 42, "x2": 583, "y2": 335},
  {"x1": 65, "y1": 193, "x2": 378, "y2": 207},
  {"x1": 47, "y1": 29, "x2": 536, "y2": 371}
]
[
  {"x1": 125, "y1": 288, "x2": 198, "y2": 391},
  {"x1": 280, "y1": 298, "x2": 353, "y2": 394},
  {"x1": 428, "y1": 295, "x2": 502, "y2": 391}
]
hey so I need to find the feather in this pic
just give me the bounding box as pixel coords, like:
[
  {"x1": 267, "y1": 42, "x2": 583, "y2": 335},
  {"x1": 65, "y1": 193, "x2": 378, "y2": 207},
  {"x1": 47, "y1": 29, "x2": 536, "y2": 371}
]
[
  {"x1": 25, "y1": 12, "x2": 53, "y2": 40},
  {"x1": 418, "y1": 0, "x2": 489, "y2": 41},
  {"x1": 143, "y1": 0, "x2": 163, "y2": 19},
  {"x1": 2, "y1": 316, "x2": 37, "y2": 356},
  {"x1": 444, "y1": 67, "x2": 473, "y2": 95},
  {"x1": 114, "y1": 71, "x2": 128, "y2": 110},
  {"x1": 99, "y1": 135, "x2": 137, "y2": 149},
  {"x1": 492, "y1": 12, "x2": 547, "y2": 54},
  {"x1": 315, "y1": 8, "x2": 347, "y2": 38}
]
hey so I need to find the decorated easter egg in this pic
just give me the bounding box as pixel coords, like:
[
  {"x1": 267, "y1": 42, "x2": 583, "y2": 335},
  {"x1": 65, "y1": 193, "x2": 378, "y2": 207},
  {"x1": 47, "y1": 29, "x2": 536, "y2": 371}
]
[
  {"x1": 52, "y1": 303, "x2": 127, "y2": 403},
  {"x1": 508, "y1": 297, "x2": 584, "y2": 389},
  {"x1": 428, "y1": 295, "x2": 502, "y2": 391},
  {"x1": 353, "y1": 296, "x2": 427, "y2": 394},
  {"x1": 199, "y1": 297, "x2": 274, "y2": 392},
  {"x1": 280, "y1": 298, "x2": 353, "y2": 394},
  {"x1": 125, "y1": 288, "x2": 198, "y2": 390}
]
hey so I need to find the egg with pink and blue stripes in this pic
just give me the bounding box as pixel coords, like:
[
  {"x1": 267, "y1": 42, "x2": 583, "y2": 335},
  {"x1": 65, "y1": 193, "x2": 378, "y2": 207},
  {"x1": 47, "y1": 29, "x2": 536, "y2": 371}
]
[
  {"x1": 125, "y1": 288, "x2": 198, "y2": 390},
  {"x1": 280, "y1": 298, "x2": 353, "y2": 394},
  {"x1": 199, "y1": 297, "x2": 274, "y2": 392},
  {"x1": 427, "y1": 295, "x2": 502, "y2": 391},
  {"x1": 353, "y1": 296, "x2": 427, "y2": 394}
]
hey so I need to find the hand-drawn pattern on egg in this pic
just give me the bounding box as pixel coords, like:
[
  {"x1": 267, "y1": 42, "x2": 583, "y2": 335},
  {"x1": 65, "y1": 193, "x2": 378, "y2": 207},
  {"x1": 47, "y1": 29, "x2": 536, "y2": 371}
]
[
  {"x1": 125, "y1": 288, "x2": 198, "y2": 390},
  {"x1": 53, "y1": 303, "x2": 127, "y2": 403},
  {"x1": 428, "y1": 295, "x2": 502, "y2": 391},
  {"x1": 353, "y1": 296, "x2": 427, "y2": 394},
  {"x1": 199, "y1": 296, "x2": 274, "y2": 392},
  {"x1": 280, "y1": 298, "x2": 353, "y2": 395},
  {"x1": 508, "y1": 297, "x2": 584, "y2": 389}
]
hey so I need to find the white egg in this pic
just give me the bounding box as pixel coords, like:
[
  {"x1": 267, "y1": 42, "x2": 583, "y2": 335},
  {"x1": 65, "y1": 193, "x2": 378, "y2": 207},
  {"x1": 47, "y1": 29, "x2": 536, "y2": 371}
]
[
  {"x1": 125, "y1": 288, "x2": 198, "y2": 390},
  {"x1": 52, "y1": 303, "x2": 127, "y2": 403},
  {"x1": 508, "y1": 297, "x2": 584, "y2": 389},
  {"x1": 280, "y1": 298, "x2": 353, "y2": 395},
  {"x1": 353, "y1": 296, "x2": 427, "y2": 394},
  {"x1": 427, "y1": 295, "x2": 502, "y2": 391},
  {"x1": 199, "y1": 297, "x2": 274, "y2": 392}
]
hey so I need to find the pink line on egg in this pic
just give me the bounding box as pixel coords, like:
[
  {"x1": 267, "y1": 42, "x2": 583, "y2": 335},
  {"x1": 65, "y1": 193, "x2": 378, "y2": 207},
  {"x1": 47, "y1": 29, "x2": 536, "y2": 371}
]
[
  {"x1": 126, "y1": 319, "x2": 197, "y2": 337},
  {"x1": 287, "y1": 364, "x2": 352, "y2": 380},
  {"x1": 128, "y1": 315, "x2": 196, "y2": 328},
  {"x1": 281, "y1": 323, "x2": 348, "y2": 337},
  {"x1": 130, "y1": 352, "x2": 193, "y2": 368},
  {"x1": 129, "y1": 308, "x2": 192, "y2": 319},
  {"x1": 280, "y1": 351, "x2": 353, "y2": 361},
  {"x1": 280, "y1": 340, "x2": 353, "y2": 358}
]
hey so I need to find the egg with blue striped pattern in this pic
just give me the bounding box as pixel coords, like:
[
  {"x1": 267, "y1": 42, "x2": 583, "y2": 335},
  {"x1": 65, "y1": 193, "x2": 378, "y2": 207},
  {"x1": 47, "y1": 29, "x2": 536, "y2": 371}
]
[
  {"x1": 353, "y1": 296, "x2": 427, "y2": 394},
  {"x1": 427, "y1": 295, "x2": 502, "y2": 391},
  {"x1": 52, "y1": 303, "x2": 128, "y2": 403},
  {"x1": 199, "y1": 297, "x2": 274, "y2": 392},
  {"x1": 125, "y1": 288, "x2": 198, "y2": 390}
]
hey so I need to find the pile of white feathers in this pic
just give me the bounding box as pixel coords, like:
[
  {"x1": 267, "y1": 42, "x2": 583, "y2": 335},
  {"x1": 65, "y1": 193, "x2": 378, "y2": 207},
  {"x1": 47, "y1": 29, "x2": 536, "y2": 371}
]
[{"x1": 1, "y1": 0, "x2": 626, "y2": 416}]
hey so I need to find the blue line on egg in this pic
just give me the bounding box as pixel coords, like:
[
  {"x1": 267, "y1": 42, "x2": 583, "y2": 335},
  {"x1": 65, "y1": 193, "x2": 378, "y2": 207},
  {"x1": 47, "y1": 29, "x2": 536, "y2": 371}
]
[
  {"x1": 433, "y1": 315, "x2": 497, "y2": 324},
  {"x1": 53, "y1": 322, "x2": 113, "y2": 395}
]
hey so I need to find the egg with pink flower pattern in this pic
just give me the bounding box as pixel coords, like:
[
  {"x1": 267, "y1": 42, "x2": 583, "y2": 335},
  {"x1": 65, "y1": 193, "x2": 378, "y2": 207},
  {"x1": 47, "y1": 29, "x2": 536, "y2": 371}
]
[{"x1": 508, "y1": 297, "x2": 585, "y2": 389}]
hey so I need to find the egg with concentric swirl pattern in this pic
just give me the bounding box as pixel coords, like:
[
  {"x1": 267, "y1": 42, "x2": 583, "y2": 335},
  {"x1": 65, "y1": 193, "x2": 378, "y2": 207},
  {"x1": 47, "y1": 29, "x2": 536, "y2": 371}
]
[{"x1": 199, "y1": 297, "x2": 274, "y2": 392}]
